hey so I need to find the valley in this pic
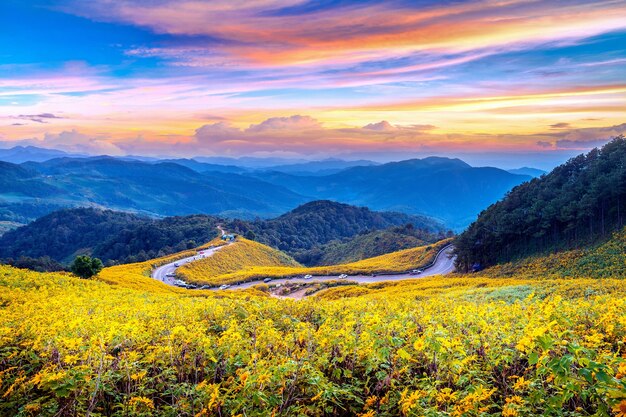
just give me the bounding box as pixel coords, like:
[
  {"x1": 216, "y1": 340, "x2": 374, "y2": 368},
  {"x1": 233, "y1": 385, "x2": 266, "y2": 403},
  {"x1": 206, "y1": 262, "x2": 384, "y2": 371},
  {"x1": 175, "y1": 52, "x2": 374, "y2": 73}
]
[
  {"x1": 1, "y1": 138, "x2": 626, "y2": 416},
  {"x1": 3, "y1": 2, "x2": 626, "y2": 415}
]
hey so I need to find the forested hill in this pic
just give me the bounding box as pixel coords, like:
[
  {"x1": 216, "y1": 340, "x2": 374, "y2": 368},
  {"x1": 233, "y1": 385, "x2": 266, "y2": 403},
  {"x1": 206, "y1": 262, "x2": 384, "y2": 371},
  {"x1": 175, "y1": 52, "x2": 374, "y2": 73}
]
[
  {"x1": 454, "y1": 136, "x2": 626, "y2": 271},
  {"x1": 0, "y1": 208, "x2": 221, "y2": 265},
  {"x1": 224, "y1": 200, "x2": 446, "y2": 260},
  {"x1": 0, "y1": 201, "x2": 445, "y2": 268}
]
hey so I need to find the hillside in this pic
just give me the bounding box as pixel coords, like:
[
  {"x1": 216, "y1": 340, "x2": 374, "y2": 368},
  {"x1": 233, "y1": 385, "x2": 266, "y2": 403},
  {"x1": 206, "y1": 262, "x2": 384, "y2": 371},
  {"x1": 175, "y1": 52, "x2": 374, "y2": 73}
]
[
  {"x1": 0, "y1": 157, "x2": 307, "y2": 224},
  {"x1": 0, "y1": 208, "x2": 221, "y2": 265},
  {"x1": 178, "y1": 238, "x2": 302, "y2": 285},
  {"x1": 298, "y1": 224, "x2": 450, "y2": 265},
  {"x1": 0, "y1": 155, "x2": 532, "y2": 230},
  {"x1": 477, "y1": 226, "x2": 626, "y2": 279},
  {"x1": 251, "y1": 157, "x2": 531, "y2": 229},
  {"x1": 455, "y1": 136, "x2": 626, "y2": 270},
  {"x1": 224, "y1": 200, "x2": 445, "y2": 262},
  {"x1": 0, "y1": 201, "x2": 437, "y2": 268},
  {"x1": 2, "y1": 258, "x2": 626, "y2": 415},
  {"x1": 0, "y1": 145, "x2": 81, "y2": 163},
  {"x1": 178, "y1": 237, "x2": 449, "y2": 286}
]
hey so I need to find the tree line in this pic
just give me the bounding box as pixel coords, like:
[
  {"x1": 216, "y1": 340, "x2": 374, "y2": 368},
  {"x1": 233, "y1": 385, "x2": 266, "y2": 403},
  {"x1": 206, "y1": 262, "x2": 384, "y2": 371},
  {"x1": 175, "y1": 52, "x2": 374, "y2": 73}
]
[{"x1": 455, "y1": 136, "x2": 626, "y2": 271}]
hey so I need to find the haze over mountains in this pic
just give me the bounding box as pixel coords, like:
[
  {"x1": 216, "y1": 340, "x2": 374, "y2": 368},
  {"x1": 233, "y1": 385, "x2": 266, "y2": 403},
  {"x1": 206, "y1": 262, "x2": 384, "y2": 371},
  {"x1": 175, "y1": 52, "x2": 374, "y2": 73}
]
[{"x1": 0, "y1": 145, "x2": 534, "y2": 230}]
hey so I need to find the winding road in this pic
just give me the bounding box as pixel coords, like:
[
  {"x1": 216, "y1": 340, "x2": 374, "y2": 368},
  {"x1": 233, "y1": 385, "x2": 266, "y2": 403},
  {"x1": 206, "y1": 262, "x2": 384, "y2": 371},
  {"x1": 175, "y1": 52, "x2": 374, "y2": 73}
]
[
  {"x1": 236, "y1": 245, "x2": 456, "y2": 290},
  {"x1": 151, "y1": 226, "x2": 231, "y2": 286},
  {"x1": 150, "y1": 233, "x2": 456, "y2": 290}
]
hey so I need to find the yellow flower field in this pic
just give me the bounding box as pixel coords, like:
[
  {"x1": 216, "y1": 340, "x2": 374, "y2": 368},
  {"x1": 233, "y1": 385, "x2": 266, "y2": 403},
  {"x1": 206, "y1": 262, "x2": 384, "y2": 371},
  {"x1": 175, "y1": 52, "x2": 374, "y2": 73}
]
[
  {"x1": 178, "y1": 237, "x2": 449, "y2": 286},
  {"x1": 1, "y1": 259, "x2": 626, "y2": 416}
]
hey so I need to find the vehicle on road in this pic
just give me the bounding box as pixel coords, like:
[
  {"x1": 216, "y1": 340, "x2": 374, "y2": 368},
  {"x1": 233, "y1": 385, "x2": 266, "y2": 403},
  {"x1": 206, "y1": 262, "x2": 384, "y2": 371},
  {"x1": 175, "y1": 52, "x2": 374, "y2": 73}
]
[
  {"x1": 218, "y1": 284, "x2": 230, "y2": 290},
  {"x1": 174, "y1": 279, "x2": 187, "y2": 287},
  {"x1": 410, "y1": 269, "x2": 423, "y2": 275},
  {"x1": 338, "y1": 274, "x2": 348, "y2": 279},
  {"x1": 198, "y1": 285, "x2": 211, "y2": 290},
  {"x1": 304, "y1": 274, "x2": 313, "y2": 279},
  {"x1": 166, "y1": 272, "x2": 175, "y2": 277},
  {"x1": 174, "y1": 263, "x2": 180, "y2": 267},
  {"x1": 263, "y1": 277, "x2": 272, "y2": 283}
]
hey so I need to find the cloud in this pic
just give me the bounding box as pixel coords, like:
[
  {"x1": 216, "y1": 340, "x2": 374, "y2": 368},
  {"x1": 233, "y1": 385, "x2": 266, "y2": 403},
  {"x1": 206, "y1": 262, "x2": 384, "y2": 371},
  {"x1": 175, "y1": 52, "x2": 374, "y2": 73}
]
[
  {"x1": 536, "y1": 141, "x2": 553, "y2": 148},
  {"x1": 246, "y1": 115, "x2": 322, "y2": 133},
  {"x1": 65, "y1": 0, "x2": 626, "y2": 70},
  {"x1": 195, "y1": 122, "x2": 241, "y2": 143},
  {"x1": 362, "y1": 121, "x2": 396, "y2": 131},
  {"x1": 555, "y1": 139, "x2": 611, "y2": 149},
  {"x1": 16, "y1": 113, "x2": 64, "y2": 124},
  {"x1": 550, "y1": 122, "x2": 571, "y2": 129},
  {"x1": 39, "y1": 130, "x2": 125, "y2": 155}
]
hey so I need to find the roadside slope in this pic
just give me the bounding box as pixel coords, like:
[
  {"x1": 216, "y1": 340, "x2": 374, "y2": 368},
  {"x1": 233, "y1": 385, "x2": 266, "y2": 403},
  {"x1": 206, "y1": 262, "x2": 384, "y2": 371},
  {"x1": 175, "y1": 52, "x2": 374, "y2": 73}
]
[{"x1": 178, "y1": 237, "x2": 452, "y2": 286}]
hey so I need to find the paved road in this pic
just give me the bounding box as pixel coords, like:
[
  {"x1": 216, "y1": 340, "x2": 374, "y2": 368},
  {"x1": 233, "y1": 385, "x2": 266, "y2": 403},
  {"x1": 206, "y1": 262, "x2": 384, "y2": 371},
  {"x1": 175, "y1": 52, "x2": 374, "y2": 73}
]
[
  {"x1": 234, "y1": 245, "x2": 456, "y2": 290},
  {"x1": 151, "y1": 226, "x2": 230, "y2": 286},
  {"x1": 151, "y1": 232, "x2": 456, "y2": 290}
]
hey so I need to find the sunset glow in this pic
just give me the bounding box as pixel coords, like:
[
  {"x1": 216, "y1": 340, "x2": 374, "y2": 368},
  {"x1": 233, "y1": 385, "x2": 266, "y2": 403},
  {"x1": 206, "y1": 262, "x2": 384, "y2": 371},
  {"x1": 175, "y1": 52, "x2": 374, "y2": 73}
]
[{"x1": 1, "y1": 0, "x2": 625, "y2": 165}]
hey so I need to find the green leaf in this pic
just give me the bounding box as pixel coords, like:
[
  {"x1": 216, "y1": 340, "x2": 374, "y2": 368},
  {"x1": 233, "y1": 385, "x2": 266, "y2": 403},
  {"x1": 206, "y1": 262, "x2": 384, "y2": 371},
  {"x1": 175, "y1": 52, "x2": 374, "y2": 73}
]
[{"x1": 397, "y1": 348, "x2": 412, "y2": 361}]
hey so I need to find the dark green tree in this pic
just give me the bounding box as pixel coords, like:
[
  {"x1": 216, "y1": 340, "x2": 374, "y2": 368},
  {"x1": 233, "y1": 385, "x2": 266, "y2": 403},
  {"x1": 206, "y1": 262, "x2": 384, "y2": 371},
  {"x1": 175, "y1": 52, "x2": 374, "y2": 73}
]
[
  {"x1": 454, "y1": 135, "x2": 626, "y2": 271},
  {"x1": 244, "y1": 230, "x2": 256, "y2": 240},
  {"x1": 70, "y1": 255, "x2": 104, "y2": 279}
]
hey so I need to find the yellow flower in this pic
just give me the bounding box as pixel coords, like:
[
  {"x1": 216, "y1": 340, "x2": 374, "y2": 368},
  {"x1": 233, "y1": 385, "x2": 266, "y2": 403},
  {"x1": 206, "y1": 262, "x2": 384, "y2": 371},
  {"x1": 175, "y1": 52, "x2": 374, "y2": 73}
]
[
  {"x1": 505, "y1": 396, "x2": 524, "y2": 405},
  {"x1": 128, "y1": 396, "x2": 154, "y2": 411},
  {"x1": 257, "y1": 372, "x2": 271, "y2": 385},
  {"x1": 512, "y1": 376, "x2": 530, "y2": 391},
  {"x1": 311, "y1": 391, "x2": 323, "y2": 402},
  {"x1": 399, "y1": 388, "x2": 426, "y2": 415},
  {"x1": 613, "y1": 400, "x2": 626, "y2": 417},
  {"x1": 364, "y1": 395, "x2": 378, "y2": 410},
  {"x1": 436, "y1": 388, "x2": 458, "y2": 404},
  {"x1": 502, "y1": 403, "x2": 518, "y2": 417}
]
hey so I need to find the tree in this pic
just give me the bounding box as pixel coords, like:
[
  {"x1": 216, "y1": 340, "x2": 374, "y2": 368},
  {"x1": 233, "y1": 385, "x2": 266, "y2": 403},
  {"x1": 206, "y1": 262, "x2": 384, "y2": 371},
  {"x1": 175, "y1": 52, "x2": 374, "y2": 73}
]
[
  {"x1": 70, "y1": 255, "x2": 104, "y2": 279},
  {"x1": 244, "y1": 230, "x2": 256, "y2": 240}
]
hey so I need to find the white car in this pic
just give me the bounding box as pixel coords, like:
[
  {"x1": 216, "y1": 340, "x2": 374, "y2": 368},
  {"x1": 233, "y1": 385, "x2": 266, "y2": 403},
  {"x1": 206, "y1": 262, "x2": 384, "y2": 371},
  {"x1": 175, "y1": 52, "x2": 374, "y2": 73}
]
[
  {"x1": 174, "y1": 262, "x2": 180, "y2": 267},
  {"x1": 165, "y1": 272, "x2": 176, "y2": 277},
  {"x1": 338, "y1": 274, "x2": 348, "y2": 279},
  {"x1": 219, "y1": 284, "x2": 230, "y2": 290},
  {"x1": 304, "y1": 274, "x2": 313, "y2": 279},
  {"x1": 410, "y1": 269, "x2": 423, "y2": 275}
]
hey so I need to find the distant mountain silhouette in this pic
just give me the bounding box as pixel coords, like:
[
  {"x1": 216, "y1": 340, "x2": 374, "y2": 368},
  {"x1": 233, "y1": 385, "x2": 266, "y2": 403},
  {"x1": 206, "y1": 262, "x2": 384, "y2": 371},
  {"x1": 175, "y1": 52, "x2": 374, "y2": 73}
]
[
  {"x1": 507, "y1": 167, "x2": 546, "y2": 177},
  {"x1": 251, "y1": 157, "x2": 531, "y2": 229},
  {"x1": 0, "y1": 145, "x2": 84, "y2": 163},
  {"x1": 0, "y1": 157, "x2": 307, "y2": 224},
  {"x1": 0, "y1": 154, "x2": 531, "y2": 230}
]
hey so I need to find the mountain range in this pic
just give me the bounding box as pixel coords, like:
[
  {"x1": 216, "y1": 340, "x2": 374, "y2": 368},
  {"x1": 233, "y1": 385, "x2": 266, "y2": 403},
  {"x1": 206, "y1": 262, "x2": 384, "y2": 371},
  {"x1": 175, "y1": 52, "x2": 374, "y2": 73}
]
[
  {"x1": 0, "y1": 146, "x2": 532, "y2": 229},
  {"x1": 250, "y1": 157, "x2": 530, "y2": 229}
]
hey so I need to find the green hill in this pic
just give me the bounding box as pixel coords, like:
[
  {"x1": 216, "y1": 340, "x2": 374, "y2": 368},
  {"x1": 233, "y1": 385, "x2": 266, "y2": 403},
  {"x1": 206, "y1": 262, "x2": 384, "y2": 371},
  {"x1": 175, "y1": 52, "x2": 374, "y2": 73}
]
[
  {"x1": 224, "y1": 200, "x2": 446, "y2": 262},
  {"x1": 455, "y1": 135, "x2": 626, "y2": 271},
  {"x1": 297, "y1": 224, "x2": 449, "y2": 266},
  {"x1": 0, "y1": 201, "x2": 445, "y2": 268},
  {"x1": 0, "y1": 208, "x2": 221, "y2": 265}
]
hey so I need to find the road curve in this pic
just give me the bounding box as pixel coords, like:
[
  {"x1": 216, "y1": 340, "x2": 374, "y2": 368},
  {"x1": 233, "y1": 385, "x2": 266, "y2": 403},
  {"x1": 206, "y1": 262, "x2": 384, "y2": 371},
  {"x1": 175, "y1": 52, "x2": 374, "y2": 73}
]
[
  {"x1": 234, "y1": 245, "x2": 457, "y2": 290},
  {"x1": 151, "y1": 225, "x2": 231, "y2": 286},
  {"x1": 151, "y1": 235, "x2": 456, "y2": 290}
]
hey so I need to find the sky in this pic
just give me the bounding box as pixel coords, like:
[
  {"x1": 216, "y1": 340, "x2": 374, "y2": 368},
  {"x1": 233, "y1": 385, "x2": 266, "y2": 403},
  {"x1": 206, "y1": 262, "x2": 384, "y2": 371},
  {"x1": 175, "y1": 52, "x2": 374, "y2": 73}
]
[{"x1": 1, "y1": 0, "x2": 625, "y2": 169}]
